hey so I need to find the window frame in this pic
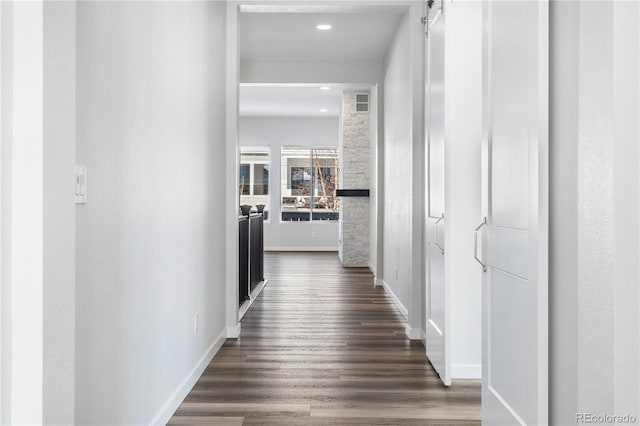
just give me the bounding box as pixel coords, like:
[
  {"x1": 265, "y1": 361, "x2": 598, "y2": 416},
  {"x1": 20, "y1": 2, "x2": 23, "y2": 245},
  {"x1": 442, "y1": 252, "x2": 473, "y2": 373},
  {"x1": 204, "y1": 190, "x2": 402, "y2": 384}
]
[
  {"x1": 239, "y1": 146, "x2": 271, "y2": 222},
  {"x1": 280, "y1": 146, "x2": 340, "y2": 223}
]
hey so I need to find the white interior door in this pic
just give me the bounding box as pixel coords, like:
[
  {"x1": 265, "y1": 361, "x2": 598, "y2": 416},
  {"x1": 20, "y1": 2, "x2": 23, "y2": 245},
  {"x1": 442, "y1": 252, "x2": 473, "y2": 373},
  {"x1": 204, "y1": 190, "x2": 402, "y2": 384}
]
[
  {"x1": 424, "y1": 0, "x2": 449, "y2": 386},
  {"x1": 479, "y1": 1, "x2": 548, "y2": 424}
]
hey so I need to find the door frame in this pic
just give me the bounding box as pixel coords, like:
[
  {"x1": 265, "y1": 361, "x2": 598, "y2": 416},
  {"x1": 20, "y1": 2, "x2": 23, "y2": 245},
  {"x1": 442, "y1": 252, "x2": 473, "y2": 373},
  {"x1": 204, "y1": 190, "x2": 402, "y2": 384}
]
[{"x1": 224, "y1": 0, "x2": 424, "y2": 339}]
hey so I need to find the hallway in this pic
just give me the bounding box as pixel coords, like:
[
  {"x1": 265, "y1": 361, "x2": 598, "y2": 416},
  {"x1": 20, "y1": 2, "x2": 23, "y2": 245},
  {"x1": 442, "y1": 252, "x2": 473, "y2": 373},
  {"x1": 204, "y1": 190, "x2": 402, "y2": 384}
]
[{"x1": 169, "y1": 252, "x2": 480, "y2": 425}]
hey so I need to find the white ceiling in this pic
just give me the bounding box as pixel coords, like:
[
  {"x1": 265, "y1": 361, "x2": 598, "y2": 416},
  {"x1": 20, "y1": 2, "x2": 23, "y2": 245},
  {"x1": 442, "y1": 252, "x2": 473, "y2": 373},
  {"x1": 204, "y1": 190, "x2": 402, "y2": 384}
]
[
  {"x1": 240, "y1": 84, "x2": 371, "y2": 117},
  {"x1": 240, "y1": 12, "x2": 404, "y2": 61}
]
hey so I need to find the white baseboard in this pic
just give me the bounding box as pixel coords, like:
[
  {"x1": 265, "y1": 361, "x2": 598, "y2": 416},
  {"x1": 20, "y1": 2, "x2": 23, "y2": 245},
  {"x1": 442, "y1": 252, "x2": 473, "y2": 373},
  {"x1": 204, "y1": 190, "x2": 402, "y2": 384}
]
[
  {"x1": 149, "y1": 328, "x2": 227, "y2": 425},
  {"x1": 405, "y1": 325, "x2": 424, "y2": 341},
  {"x1": 238, "y1": 280, "x2": 269, "y2": 321},
  {"x1": 265, "y1": 246, "x2": 338, "y2": 252},
  {"x1": 238, "y1": 301, "x2": 250, "y2": 321},
  {"x1": 452, "y1": 364, "x2": 482, "y2": 379},
  {"x1": 381, "y1": 280, "x2": 408, "y2": 320},
  {"x1": 368, "y1": 262, "x2": 377, "y2": 277},
  {"x1": 226, "y1": 323, "x2": 241, "y2": 338},
  {"x1": 249, "y1": 279, "x2": 268, "y2": 300}
]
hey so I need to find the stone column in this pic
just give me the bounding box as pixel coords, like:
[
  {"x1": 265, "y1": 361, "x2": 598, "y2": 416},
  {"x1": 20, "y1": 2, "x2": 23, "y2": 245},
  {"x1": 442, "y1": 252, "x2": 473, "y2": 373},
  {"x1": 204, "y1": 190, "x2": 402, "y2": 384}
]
[{"x1": 339, "y1": 91, "x2": 370, "y2": 267}]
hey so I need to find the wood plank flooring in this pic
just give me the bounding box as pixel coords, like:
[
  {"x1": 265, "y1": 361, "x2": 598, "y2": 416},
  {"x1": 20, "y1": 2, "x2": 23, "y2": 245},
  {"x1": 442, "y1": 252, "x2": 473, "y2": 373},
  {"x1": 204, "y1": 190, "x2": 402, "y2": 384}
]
[{"x1": 169, "y1": 252, "x2": 480, "y2": 425}]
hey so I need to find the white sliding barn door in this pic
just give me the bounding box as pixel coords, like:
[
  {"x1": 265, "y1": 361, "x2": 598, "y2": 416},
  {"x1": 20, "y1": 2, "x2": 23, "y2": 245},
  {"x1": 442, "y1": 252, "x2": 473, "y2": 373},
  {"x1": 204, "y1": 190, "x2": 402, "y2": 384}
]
[
  {"x1": 424, "y1": 0, "x2": 449, "y2": 386},
  {"x1": 479, "y1": 1, "x2": 548, "y2": 424}
]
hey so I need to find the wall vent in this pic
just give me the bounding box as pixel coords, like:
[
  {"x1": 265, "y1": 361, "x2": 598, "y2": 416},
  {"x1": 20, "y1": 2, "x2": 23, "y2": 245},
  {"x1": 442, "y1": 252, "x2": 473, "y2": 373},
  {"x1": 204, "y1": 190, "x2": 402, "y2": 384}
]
[{"x1": 355, "y1": 93, "x2": 369, "y2": 113}]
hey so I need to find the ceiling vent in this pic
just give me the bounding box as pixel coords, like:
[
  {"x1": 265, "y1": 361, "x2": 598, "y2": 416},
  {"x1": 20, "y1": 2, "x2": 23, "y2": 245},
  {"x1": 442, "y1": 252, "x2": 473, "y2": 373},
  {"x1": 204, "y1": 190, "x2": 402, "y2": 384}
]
[{"x1": 355, "y1": 93, "x2": 369, "y2": 114}]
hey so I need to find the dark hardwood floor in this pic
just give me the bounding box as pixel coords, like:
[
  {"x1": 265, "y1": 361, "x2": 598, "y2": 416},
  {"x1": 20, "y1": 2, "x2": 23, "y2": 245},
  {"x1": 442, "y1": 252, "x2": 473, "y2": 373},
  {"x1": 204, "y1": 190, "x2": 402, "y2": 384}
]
[{"x1": 169, "y1": 252, "x2": 480, "y2": 425}]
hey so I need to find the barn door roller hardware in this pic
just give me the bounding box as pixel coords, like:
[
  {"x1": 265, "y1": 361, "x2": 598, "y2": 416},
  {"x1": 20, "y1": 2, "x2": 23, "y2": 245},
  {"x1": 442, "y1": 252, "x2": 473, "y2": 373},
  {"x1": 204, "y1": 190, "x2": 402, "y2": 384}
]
[
  {"x1": 422, "y1": 0, "x2": 443, "y2": 33},
  {"x1": 421, "y1": 0, "x2": 436, "y2": 25}
]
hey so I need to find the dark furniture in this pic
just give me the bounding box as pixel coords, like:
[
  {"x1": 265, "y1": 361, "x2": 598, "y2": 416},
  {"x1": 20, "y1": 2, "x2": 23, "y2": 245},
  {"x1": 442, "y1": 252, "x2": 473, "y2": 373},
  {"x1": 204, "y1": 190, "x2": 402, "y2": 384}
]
[
  {"x1": 238, "y1": 216, "x2": 250, "y2": 306},
  {"x1": 239, "y1": 213, "x2": 265, "y2": 308},
  {"x1": 249, "y1": 214, "x2": 264, "y2": 292}
]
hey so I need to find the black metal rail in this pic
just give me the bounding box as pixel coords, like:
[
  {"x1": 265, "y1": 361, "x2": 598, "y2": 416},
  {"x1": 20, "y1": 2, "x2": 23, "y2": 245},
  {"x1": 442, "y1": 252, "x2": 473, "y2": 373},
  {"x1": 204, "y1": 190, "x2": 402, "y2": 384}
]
[
  {"x1": 238, "y1": 216, "x2": 249, "y2": 306},
  {"x1": 239, "y1": 213, "x2": 264, "y2": 308}
]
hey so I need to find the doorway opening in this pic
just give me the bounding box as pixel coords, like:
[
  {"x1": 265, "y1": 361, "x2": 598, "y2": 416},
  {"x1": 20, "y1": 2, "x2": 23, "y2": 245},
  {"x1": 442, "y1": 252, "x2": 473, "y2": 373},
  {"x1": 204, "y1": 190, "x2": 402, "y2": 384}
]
[{"x1": 225, "y1": 1, "x2": 550, "y2": 424}]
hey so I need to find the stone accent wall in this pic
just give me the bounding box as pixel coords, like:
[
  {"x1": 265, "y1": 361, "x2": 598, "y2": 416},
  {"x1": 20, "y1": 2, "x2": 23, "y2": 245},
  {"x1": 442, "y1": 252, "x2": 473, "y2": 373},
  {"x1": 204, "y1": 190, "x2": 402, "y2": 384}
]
[{"x1": 339, "y1": 91, "x2": 370, "y2": 267}]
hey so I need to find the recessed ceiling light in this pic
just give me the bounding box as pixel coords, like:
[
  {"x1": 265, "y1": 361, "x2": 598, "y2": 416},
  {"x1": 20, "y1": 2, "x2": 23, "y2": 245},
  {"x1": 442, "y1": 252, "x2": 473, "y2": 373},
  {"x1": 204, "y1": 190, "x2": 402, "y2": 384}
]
[
  {"x1": 320, "y1": 109, "x2": 328, "y2": 113},
  {"x1": 319, "y1": 86, "x2": 331, "y2": 91},
  {"x1": 316, "y1": 24, "x2": 332, "y2": 31}
]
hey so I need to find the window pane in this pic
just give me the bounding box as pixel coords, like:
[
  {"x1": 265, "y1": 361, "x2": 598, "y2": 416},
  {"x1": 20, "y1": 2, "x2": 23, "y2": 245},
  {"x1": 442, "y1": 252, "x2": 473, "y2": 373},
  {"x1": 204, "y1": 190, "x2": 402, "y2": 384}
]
[
  {"x1": 253, "y1": 164, "x2": 269, "y2": 195},
  {"x1": 311, "y1": 148, "x2": 339, "y2": 221},
  {"x1": 239, "y1": 164, "x2": 250, "y2": 195},
  {"x1": 281, "y1": 147, "x2": 311, "y2": 221},
  {"x1": 240, "y1": 147, "x2": 270, "y2": 220}
]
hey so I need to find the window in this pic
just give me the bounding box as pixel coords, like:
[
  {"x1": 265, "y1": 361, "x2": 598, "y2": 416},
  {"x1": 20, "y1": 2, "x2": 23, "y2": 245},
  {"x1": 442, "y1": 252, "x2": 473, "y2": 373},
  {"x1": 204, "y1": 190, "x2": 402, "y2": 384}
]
[
  {"x1": 281, "y1": 147, "x2": 339, "y2": 222},
  {"x1": 239, "y1": 164, "x2": 250, "y2": 195},
  {"x1": 239, "y1": 147, "x2": 270, "y2": 219}
]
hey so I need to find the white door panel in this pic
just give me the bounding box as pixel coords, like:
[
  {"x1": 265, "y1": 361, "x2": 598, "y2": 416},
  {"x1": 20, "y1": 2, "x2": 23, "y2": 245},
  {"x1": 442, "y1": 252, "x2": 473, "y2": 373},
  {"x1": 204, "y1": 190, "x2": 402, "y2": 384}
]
[
  {"x1": 428, "y1": 10, "x2": 445, "y2": 218},
  {"x1": 428, "y1": 244, "x2": 445, "y2": 333},
  {"x1": 487, "y1": 269, "x2": 536, "y2": 423},
  {"x1": 481, "y1": 1, "x2": 548, "y2": 425},
  {"x1": 486, "y1": 227, "x2": 528, "y2": 280},
  {"x1": 426, "y1": 242, "x2": 445, "y2": 379},
  {"x1": 425, "y1": 0, "x2": 449, "y2": 386},
  {"x1": 490, "y1": 2, "x2": 530, "y2": 231}
]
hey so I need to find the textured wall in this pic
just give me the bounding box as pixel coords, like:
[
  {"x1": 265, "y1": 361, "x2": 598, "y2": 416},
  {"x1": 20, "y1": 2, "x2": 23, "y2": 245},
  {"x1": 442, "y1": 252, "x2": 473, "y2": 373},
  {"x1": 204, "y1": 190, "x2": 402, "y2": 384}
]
[
  {"x1": 550, "y1": 1, "x2": 640, "y2": 423},
  {"x1": 382, "y1": 12, "x2": 413, "y2": 310},
  {"x1": 339, "y1": 91, "x2": 371, "y2": 266},
  {"x1": 43, "y1": 1, "x2": 76, "y2": 423}
]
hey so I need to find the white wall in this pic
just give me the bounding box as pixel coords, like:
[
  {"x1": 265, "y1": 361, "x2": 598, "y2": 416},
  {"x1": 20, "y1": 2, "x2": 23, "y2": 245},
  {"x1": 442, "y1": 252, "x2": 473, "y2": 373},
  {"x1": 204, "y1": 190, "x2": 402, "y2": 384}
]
[
  {"x1": 382, "y1": 13, "x2": 413, "y2": 312},
  {"x1": 0, "y1": 1, "x2": 12, "y2": 419},
  {"x1": 0, "y1": 3, "x2": 77, "y2": 423},
  {"x1": 240, "y1": 117, "x2": 339, "y2": 251},
  {"x1": 43, "y1": 1, "x2": 76, "y2": 423},
  {"x1": 380, "y1": 4, "x2": 425, "y2": 338},
  {"x1": 550, "y1": 1, "x2": 640, "y2": 423},
  {"x1": 76, "y1": 2, "x2": 228, "y2": 424},
  {"x1": 241, "y1": 58, "x2": 383, "y2": 86}
]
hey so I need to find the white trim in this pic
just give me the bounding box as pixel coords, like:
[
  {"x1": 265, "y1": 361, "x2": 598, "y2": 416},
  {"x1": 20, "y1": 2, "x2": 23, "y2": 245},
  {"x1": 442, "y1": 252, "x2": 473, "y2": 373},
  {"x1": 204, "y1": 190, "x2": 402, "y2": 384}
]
[
  {"x1": 408, "y1": 0, "x2": 427, "y2": 360},
  {"x1": 238, "y1": 300, "x2": 251, "y2": 321},
  {"x1": 368, "y1": 261, "x2": 377, "y2": 277},
  {"x1": 149, "y1": 328, "x2": 227, "y2": 426},
  {"x1": 265, "y1": 246, "x2": 338, "y2": 252},
  {"x1": 239, "y1": 3, "x2": 415, "y2": 14},
  {"x1": 405, "y1": 325, "x2": 423, "y2": 341},
  {"x1": 381, "y1": 280, "x2": 408, "y2": 320},
  {"x1": 249, "y1": 279, "x2": 268, "y2": 300},
  {"x1": 239, "y1": 280, "x2": 269, "y2": 321},
  {"x1": 451, "y1": 363, "x2": 482, "y2": 379},
  {"x1": 224, "y1": 0, "x2": 241, "y2": 350},
  {"x1": 0, "y1": 2, "x2": 3, "y2": 418},
  {"x1": 226, "y1": 323, "x2": 242, "y2": 339}
]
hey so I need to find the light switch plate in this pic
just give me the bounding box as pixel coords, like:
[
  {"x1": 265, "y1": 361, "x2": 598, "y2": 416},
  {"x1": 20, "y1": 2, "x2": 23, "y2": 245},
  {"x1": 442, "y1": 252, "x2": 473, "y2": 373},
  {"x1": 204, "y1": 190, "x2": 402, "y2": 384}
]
[{"x1": 75, "y1": 165, "x2": 87, "y2": 204}]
